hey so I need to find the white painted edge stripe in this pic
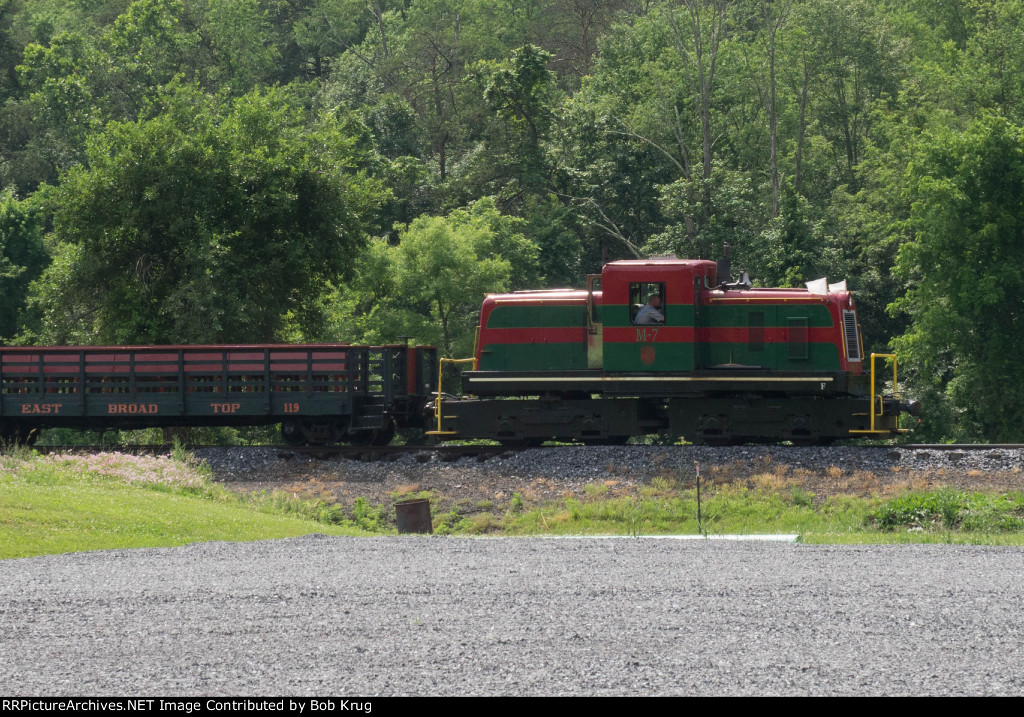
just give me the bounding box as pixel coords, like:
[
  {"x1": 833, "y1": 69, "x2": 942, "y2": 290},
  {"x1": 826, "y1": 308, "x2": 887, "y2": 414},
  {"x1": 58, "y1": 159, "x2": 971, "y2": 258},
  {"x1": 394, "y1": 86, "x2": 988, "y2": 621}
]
[{"x1": 468, "y1": 534, "x2": 800, "y2": 542}]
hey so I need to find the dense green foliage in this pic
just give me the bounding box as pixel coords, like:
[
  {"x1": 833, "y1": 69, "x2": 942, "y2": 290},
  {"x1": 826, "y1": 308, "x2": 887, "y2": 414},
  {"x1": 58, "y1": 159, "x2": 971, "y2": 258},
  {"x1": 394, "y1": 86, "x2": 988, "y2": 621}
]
[
  {"x1": 32, "y1": 84, "x2": 381, "y2": 343},
  {"x1": 0, "y1": 0, "x2": 1021, "y2": 440}
]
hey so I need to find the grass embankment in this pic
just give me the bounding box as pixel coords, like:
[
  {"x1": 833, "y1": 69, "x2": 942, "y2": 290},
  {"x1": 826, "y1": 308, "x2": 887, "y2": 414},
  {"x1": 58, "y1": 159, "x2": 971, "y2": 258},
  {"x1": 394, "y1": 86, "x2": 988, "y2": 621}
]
[
  {"x1": 0, "y1": 446, "x2": 375, "y2": 560},
  {"x1": 5, "y1": 449, "x2": 1024, "y2": 558},
  {"x1": 491, "y1": 480, "x2": 1024, "y2": 544},
  {"x1": 299, "y1": 471, "x2": 1024, "y2": 544}
]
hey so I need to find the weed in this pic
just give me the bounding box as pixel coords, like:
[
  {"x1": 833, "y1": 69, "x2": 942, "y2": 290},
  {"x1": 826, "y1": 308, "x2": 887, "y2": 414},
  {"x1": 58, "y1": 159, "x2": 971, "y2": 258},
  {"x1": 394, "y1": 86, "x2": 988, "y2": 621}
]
[
  {"x1": 751, "y1": 471, "x2": 788, "y2": 492},
  {"x1": 1, "y1": 439, "x2": 36, "y2": 461},
  {"x1": 510, "y1": 492, "x2": 525, "y2": 512},
  {"x1": 467, "y1": 513, "x2": 500, "y2": 533},
  {"x1": 584, "y1": 484, "x2": 610, "y2": 499},
  {"x1": 351, "y1": 496, "x2": 388, "y2": 531},
  {"x1": 432, "y1": 509, "x2": 464, "y2": 535},
  {"x1": 789, "y1": 486, "x2": 816, "y2": 507},
  {"x1": 390, "y1": 487, "x2": 432, "y2": 502},
  {"x1": 565, "y1": 498, "x2": 582, "y2": 521},
  {"x1": 170, "y1": 437, "x2": 189, "y2": 464},
  {"x1": 651, "y1": 476, "x2": 676, "y2": 494},
  {"x1": 641, "y1": 476, "x2": 679, "y2": 498},
  {"x1": 252, "y1": 489, "x2": 350, "y2": 526},
  {"x1": 866, "y1": 489, "x2": 1024, "y2": 533},
  {"x1": 625, "y1": 501, "x2": 643, "y2": 536}
]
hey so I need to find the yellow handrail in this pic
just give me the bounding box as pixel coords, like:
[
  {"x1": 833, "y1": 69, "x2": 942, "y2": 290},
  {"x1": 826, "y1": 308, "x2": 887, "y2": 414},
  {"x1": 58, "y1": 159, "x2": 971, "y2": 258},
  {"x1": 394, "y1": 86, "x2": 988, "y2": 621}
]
[
  {"x1": 868, "y1": 353, "x2": 898, "y2": 432},
  {"x1": 425, "y1": 356, "x2": 477, "y2": 436},
  {"x1": 849, "y1": 352, "x2": 910, "y2": 435}
]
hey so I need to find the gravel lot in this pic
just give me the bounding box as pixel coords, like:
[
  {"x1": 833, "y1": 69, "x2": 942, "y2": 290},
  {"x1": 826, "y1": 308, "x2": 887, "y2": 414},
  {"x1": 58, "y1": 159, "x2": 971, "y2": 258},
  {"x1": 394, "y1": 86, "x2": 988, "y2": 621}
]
[{"x1": 3, "y1": 537, "x2": 1024, "y2": 696}]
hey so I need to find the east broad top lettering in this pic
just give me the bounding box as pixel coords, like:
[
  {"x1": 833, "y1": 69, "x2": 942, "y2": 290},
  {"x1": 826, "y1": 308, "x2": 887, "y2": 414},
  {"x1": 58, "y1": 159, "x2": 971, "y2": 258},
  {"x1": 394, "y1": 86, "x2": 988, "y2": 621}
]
[
  {"x1": 107, "y1": 403, "x2": 159, "y2": 414},
  {"x1": 21, "y1": 403, "x2": 62, "y2": 414}
]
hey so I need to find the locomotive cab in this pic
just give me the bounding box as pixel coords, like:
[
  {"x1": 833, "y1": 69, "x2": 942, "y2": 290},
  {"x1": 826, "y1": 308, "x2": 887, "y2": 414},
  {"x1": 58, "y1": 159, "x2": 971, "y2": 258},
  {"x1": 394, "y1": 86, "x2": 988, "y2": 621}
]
[{"x1": 596, "y1": 259, "x2": 717, "y2": 372}]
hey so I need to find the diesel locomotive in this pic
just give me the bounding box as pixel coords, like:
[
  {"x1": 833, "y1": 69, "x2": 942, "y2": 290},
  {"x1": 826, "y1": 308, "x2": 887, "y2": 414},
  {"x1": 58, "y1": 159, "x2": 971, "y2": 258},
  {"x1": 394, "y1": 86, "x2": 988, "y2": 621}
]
[{"x1": 428, "y1": 256, "x2": 920, "y2": 445}]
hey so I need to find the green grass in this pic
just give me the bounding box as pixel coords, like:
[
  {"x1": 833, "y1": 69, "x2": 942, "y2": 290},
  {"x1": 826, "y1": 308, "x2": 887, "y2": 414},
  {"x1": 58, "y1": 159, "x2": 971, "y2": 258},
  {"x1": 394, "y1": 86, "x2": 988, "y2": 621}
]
[
  {"x1": 482, "y1": 482, "x2": 1024, "y2": 544},
  {"x1": 0, "y1": 446, "x2": 372, "y2": 560},
  {"x1": 498, "y1": 485, "x2": 868, "y2": 537},
  {"x1": 7, "y1": 447, "x2": 1024, "y2": 556}
]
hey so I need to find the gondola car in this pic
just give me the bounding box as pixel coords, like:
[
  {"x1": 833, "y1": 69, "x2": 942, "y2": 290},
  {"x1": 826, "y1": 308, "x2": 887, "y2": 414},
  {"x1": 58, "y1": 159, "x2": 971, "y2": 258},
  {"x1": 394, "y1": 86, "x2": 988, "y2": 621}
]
[{"x1": 0, "y1": 343, "x2": 437, "y2": 445}]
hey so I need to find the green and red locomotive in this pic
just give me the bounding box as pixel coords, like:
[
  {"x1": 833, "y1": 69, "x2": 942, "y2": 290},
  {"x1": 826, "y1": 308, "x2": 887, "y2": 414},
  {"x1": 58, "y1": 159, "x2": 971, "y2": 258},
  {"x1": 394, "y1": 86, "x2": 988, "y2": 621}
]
[{"x1": 430, "y1": 257, "x2": 919, "y2": 445}]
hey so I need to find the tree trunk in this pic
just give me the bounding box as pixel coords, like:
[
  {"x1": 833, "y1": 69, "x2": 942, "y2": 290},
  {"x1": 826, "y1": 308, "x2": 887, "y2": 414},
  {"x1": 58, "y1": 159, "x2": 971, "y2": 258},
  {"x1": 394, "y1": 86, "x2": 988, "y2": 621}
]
[{"x1": 794, "y1": 47, "x2": 810, "y2": 194}]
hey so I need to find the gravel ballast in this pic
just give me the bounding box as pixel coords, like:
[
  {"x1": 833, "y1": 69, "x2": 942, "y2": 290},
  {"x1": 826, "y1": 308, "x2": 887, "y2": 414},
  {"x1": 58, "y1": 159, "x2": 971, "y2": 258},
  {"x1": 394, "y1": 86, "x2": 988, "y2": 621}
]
[
  {"x1": 193, "y1": 445, "x2": 1024, "y2": 516},
  {"x1": 195, "y1": 444, "x2": 1024, "y2": 483},
  {"x1": 3, "y1": 537, "x2": 1024, "y2": 696}
]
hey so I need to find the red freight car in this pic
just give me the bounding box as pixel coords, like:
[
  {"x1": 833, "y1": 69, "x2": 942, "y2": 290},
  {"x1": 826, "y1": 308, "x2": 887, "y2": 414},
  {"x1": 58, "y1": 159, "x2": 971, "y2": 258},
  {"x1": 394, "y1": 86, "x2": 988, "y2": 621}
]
[{"x1": 0, "y1": 343, "x2": 436, "y2": 445}]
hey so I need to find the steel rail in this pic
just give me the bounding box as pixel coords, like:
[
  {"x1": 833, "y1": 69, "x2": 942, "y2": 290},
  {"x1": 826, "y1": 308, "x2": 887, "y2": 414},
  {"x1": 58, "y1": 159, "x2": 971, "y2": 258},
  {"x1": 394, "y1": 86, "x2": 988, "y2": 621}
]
[{"x1": 28, "y1": 442, "x2": 1024, "y2": 457}]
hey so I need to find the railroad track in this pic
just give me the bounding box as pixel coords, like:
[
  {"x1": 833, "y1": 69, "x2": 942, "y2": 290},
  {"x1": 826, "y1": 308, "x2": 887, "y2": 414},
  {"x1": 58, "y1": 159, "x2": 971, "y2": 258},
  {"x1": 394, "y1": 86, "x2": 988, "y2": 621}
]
[
  {"x1": 896, "y1": 444, "x2": 1024, "y2": 450},
  {"x1": 27, "y1": 442, "x2": 1024, "y2": 462},
  {"x1": 30, "y1": 443, "x2": 521, "y2": 462}
]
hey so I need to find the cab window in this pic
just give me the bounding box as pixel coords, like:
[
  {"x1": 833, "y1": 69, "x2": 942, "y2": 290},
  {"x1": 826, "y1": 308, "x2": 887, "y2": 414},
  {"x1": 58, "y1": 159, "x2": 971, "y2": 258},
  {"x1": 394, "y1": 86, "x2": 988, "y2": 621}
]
[{"x1": 629, "y1": 282, "x2": 666, "y2": 324}]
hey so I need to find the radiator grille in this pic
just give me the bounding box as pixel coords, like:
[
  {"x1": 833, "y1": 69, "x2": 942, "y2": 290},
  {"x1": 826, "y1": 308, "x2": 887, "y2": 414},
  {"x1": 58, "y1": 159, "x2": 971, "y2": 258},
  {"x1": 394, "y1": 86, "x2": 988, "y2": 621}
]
[{"x1": 842, "y1": 311, "x2": 862, "y2": 362}]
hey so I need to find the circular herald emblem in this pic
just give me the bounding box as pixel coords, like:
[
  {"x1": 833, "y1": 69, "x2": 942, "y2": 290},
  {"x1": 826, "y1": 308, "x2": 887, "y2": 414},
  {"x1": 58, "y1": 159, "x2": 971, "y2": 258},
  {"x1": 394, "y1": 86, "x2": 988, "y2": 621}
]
[{"x1": 640, "y1": 345, "x2": 656, "y2": 366}]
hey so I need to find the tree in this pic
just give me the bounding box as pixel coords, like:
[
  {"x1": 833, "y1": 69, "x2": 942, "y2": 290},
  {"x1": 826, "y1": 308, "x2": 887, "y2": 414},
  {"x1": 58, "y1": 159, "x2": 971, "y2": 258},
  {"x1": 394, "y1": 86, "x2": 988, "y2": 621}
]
[
  {"x1": 203, "y1": 0, "x2": 280, "y2": 92},
  {"x1": 754, "y1": 0, "x2": 793, "y2": 216},
  {"x1": 394, "y1": 198, "x2": 539, "y2": 354},
  {"x1": 329, "y1": 197, "x2": 538, "y2": 355},
  {"x1": 0, "y1": 188, "x2": 48, "y2": 341},
  {"x1": 394, "y1": 212, "x2": 510, "y2": 356},
  {"x1": 28, "y1": 83, "x2": 385, "y2": 345},
  {"x1": 483, "y1": 44, "x2": 558, "y2": 195},
  {"x1": 794, "y1": 0, "x2": 903, "y2": 190},
  {"x1": 891, "y1": 115, "x2": 1024, "y2": 441}
]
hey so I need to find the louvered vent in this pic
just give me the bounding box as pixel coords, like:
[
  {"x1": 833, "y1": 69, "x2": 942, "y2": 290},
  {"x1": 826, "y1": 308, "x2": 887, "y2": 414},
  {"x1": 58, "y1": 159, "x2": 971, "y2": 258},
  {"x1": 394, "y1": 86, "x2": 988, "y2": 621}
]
[{"x1": 842, "y1": 311, "x2": 861, "y2": 362}]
